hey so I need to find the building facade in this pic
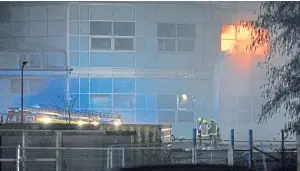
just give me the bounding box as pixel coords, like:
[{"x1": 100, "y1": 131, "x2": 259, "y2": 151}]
[{"x1": 1, "y1": 1, "x2": 286, "y2": 140}]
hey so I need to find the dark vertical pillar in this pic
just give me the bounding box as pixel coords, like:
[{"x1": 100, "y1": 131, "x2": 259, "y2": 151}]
[
  {"x1": 192, "y1": 128, "x2": 197, "y2": 147},
  {"x1": 281, "y1": 130, "x2": 285, "y2": 171},
  {"x1": 248, "y1": 129, "x2": 253, "y2": 171},
  {"x1": 230, "y1": 129, "x2": 234, "y2": 150}
]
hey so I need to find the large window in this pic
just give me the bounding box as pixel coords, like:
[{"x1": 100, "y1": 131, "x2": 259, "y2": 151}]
[
  {"x1": 157, "y1": 23, "x2": 195, "y2": 52},
  {"x1": 90, "y1": 21, "x2": 135, "y2": 51}
]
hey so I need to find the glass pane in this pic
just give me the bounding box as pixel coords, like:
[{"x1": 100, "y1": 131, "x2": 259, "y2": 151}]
[
  {"x1": 136, "y1": 109, "x2": 157, "y2": 124},
  {"x1": 157, "y1": 23, "x2": 176, "y2": 37},
  {"x1": 45, "y1": 52, "x2": 66, "y2": 68},
  {"x1": 70, "y1": 94, "x2": 80, "y2": 109},
  {"x1": 158, "y1": 39, "x2": 175, "y2": 52},
  {"x1": 70, "y1": 36, "x2": 79, "y2": 50},
  {"x1": 80, "y1": 36, "x2": 89, "y2": 51},
  {"x1": 80, "y1": 94, "x2": 89, "y2": 109},
  {"x1": 114, "y1": 110, "x2": 134, "y2": 124},
  {"x1": 178, "y1": 39, "x2": 194, "y2": 52},
  {"x1": 114, "y1": 22, "x2": 135, "y2": 36},
  {"x1": 28, "y1": 53, "x2": 42, "y2": 68},
  {"x1": 70, "y1": 21, "x2": 79, "y2": 35},
  {"x1": 69, "y1": 78, "x2": 79, "y2": 94},
  {"x1": 157, "y1": 95, "x2": 177, "y2": 109},
  {"x1": 90, "y1": 94, "x2": 112, "y2": 108},
  {"x1": 90, "y1": 21, "x2": 112, "y2": 36},
  {"x1": 79, "y1": 78, "x2": 89, "y2": 93},
  {"x1": 80, "y1": 21, "x2": 89, "y2": 35},
  {"x1": 113, "y1": 78, "x2": 135, "y2": 93},
  {"x1": 113, "y1": 94, "x2": 135, "y2": 108},
  {"x1": 158, "y1": 110, "x2": 175, "y2": 123},
  {"x1": 136, "y1": 78, "x2": 146, "y2": 94},
  {"x1": 178, "y1": 110, "x2": 194, "y2": 123},
  {"x1": 90, "y1": 78, "x2": 112, "y2": 93},
  {"x1": 70, "y1": 51, "x2": 79, "y2": 66},
  {"x1": 80, "y1": 5, "x2": 89, "y2": 20},
  {"x1": 91, "y1": 38, "x2": 111, "y2": 50},
  {"x1": 238, "y1": 96, "x2": 252, "y2": 110},
  {"x1": 79, "y1": 52, "x2": 89, "y2": 66},
  {"x1": 114, "y1": 38, "x2": 134, "y2": 51},
  {"x1": 178, "y1": 94, "x2": 195, "y2": 110},
  {"x1": 29, "y1": 79, "x2": 47, "y2": 94},
  {"x1": 136, "y1": 95, "x2": 146, "y2": 108},
  {"x1": 177, "y1": 24, "x2": 195, "y2": 38},
  {"x1": 147, "y1": 95, "x2": 157, "y2": 109}
]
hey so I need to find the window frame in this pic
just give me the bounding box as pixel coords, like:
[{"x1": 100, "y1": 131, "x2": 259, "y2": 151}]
[
  {"x1": 89, "y1": 21, "x2": 135, "y2": 52},
  {"x1": 157, "y1": 22, "x2": 196, "y2": 52}
]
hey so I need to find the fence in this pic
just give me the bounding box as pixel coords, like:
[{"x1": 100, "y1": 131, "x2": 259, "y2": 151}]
[{"x1": 0, "y1": 145, "x2": 230, "y2": 171}]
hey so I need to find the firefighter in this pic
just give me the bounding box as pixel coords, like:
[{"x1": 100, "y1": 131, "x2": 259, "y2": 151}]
[
  {"x1": 208, "y1": 117, "x2": 218, "y2": 145},
  {"x1": 201, "y1": 119, "x2": 209, "y2": 138},
  {"x1": 197, "y1": 117, "x2": 203, "y2": 146}
]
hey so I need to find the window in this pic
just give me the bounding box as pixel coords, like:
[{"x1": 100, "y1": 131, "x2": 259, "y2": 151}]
[
  {"x1": 178, "y1": 39, "x2": 194, "y2": 52},
  {"x1": 178, "y1": 94, "x2": 195, "y2": 110},
  {"x1": 29, "y1": 79, "x2": 47, "y2": 94},
  {"x1": 157, "y1": 23, "x2": 195, "y2": 52},
  {"x1": 90, "y1": 21, "x2": 135, "y2": 51},
  {"x1": 157, "y1": 23, "x2": 176, "y2": 37},
  {"x1": 178, "y1": 110, "x2": 194, "y2": 123},
  {"x1": 157, "y1": 95, "x2": 177, "y2": 109},
  {"x1": 11, "y1": 79, "x2": 29, "y2": 94},
  {"x1": 113, "y1": 94, "x2": 135, "y2": 108},
  {"x1": 91, "y1": 38, "x2": 111, "y2": 50},
  {"x1": 114, "y1": 22, "x2": 135, "y2": 36},
  {"x1": 158, "y1": 110, "x2": 175, "y2": 123},
  {"x1": 114, "y1": 38, "x2": 134, "y2": 51},
  {"x1": 90, "y1": 94, "x2": 112, "y2": 108},
  {"x1": 177, "y1": 24, "x2": 195, "y2": 38},
  {"x1": 158, "y1": 39, "x2": 175, "y2": 52},
  {"x1": 90, "y1": 21, "x2": 112, "y2": 36}
]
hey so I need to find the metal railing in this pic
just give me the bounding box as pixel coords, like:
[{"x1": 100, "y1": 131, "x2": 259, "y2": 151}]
[{"x1": 0, "y1": 145, "x2": 231, "y2": 171}]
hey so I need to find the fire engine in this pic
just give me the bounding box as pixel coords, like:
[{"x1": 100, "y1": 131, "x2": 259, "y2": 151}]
[{"x1": 5, "y1": 107, "x2": 122, "y2": 126}]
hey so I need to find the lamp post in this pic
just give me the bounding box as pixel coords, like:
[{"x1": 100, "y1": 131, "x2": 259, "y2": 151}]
[
  {"x1": 21, "y1": 61, "x2": 28, "y2": 124},
  {"x1": 66, "y1": 68, "x2": 73, "y2": 123}
]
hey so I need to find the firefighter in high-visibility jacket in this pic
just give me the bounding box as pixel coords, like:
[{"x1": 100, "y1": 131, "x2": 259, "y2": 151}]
[
  {"x1": 201, "y1": 119, "x2": 209, "y2": 138},
  {"x1": 208, "y1": 117, "x2": 218, "y2": 145}
]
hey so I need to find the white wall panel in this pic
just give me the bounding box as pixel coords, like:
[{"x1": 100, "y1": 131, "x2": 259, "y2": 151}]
[
  {"x1": 48, "y1": 5, "x2": 66, "y2": 20},
  {"x1": 29, "y1": 6, "x2": 47, "y2": 21},
  {"x1": 10, "y1": 6, "x2": 29, "y2": 21},
  {"x1": 114, "y1": 6, "x2": 135, "y2": 21},
  {"x1": 29, "y1": 22, "x2": 47, "y2": 36},
  {"x1": 90, "y1": 5, "x2": 114, "y2": 20}
]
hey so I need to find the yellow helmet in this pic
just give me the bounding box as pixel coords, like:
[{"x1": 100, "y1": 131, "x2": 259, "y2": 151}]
[
  {"x1": 197, "y1": 117, "x2": 202, "y2": 122},
  {"x1": 210, "y1": 117, "x2": 215, "y2": 122},
  {"x1": 202, "y1": 119, "x2": 208, "y2": 124}
]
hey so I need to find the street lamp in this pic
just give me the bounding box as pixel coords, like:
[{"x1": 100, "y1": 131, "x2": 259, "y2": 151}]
[{"x1": 21, "y1": 61, "x2": 28, "y2": 124}]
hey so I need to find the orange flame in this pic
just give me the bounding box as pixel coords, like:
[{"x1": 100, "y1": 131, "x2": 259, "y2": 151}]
[{"x1": 221, "y1": 24, "x2": 268, "y2": 71}]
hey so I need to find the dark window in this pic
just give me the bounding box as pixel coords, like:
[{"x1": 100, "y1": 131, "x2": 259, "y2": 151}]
[
  {"x1": 157, "y1": 95, "x2": 177, "y2": 109},
  {"x1": 158, "y1": 110, "x2": 175, "y2": 123},
  {"x1": 177, "y1": 24, "x2": 195, "y2": 38},
  {"x1": 90, "y1": 21, "x2": 112, "y2": 36},
  {"x1": 158, "y1": 39, "x2": 176, "y2": 52},
  {"x1": 178, "y1": 39, "x2": 194, "y2": 51},
  {"x1": 157, "y1": 23, "x2": 176, "y2": 37},
  {"x1": 91, "y1": 38, "x2": 111, "y2": 50},
  {"x1": 113, "y1": 94, "x2": 135, "y2": 108},
  {"x1": 114, "y1": 22, "x2": 135, "y2": 36},
  {"x1": 178, "y1": 110, "x2": 194, "y2": 123},
  {"x1": 114, "y1": 38, "x2": 134, "y2": 50}
]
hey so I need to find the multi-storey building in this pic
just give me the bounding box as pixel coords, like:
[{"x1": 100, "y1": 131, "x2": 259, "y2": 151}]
[{"x1": 0, "y1": 1, "x2": 289, "y2": 140}]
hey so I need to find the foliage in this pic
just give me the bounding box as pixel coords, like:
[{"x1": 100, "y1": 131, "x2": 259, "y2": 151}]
[{"x1": 244, "y1": 2, "x2": 300, "y2": 134}]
